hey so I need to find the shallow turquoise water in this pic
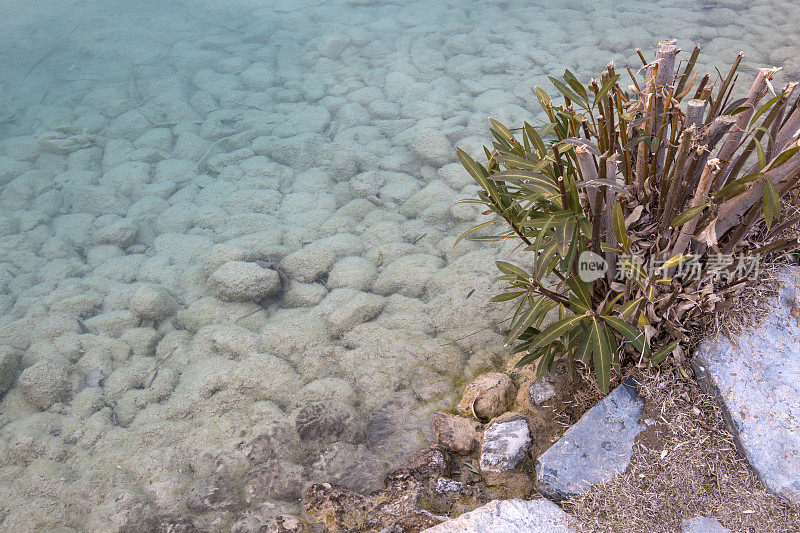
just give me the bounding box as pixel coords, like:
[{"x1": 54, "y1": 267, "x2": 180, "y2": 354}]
[{"x1": 0, "y1": 0, "x2": 798, "y2": 530}]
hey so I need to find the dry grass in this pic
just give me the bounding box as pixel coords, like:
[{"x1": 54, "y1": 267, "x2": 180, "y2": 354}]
[
  {"x1": 561, "y1": 369, "x2": 800, "y2": 532},
  {"x1": 705, "y1": 197, "x2": 800, "y2": 341}
]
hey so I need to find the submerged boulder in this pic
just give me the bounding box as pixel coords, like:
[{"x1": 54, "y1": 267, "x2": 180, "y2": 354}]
[
  {"x1": 208, "y1": 260, "x2": 281, "y2": 301},
  {"x1": 18, "y1": 358, "x2": 71, "y2": 410}
]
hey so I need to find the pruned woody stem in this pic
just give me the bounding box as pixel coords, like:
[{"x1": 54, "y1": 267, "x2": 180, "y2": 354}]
[{"x1": 457, "y1": 39, "x2": 800, "y2": 393}]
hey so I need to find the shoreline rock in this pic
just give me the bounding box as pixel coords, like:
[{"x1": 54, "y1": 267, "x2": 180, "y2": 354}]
[{"x1": 536, "y1": 377, "x2": 645, "y2": 501}]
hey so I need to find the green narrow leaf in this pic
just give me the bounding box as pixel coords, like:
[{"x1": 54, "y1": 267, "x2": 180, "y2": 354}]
[
  {"x1": 714, "y1": 171, "x2": 762, "y2": 200},
  {"x1": 489, "y1": 170, "x2": 561, "y2": 196},
  {"x1": 612, "y1": 202, "x2": 632, "y2": 250},
  {"x1": 536, "y1": 345, "x2": 557, "y2": 378},
  {"x1": 671, "y1": 204, "x2": 707, "y2": 228},
  {"x1": 765, "y1": 144, "x2": 800, "y2": 172},
  {"x1": 496, "y1": 154, "x2": 549, "y2": 172},
  {"x1": 721, "y1": 97, "x2": 749, "y2": 116},
  {"x1": 661, "y1": 253, "x2": 693, "y2": 270},
  {"x1": 755, "y1": 140, "x2": 767, "y2": 169},
  {"x1": 619, "y1": 297, "x2": 643, "y2": 320},
  {"x1": 534, "y1": 87, "x2": 552, "y2": 110},
  {"x1": 575, "y1": 332, "x2": 593, "y2": 366},
  {"x1": 495, "y1": 261, "x2": 529, "y2": 279},
  {"x1": 763, "y1": 176, "x2": 781, "y2": 229},
  {"x1": 507, "y1": 296, "x2": 552, "y2": 342},
  {"x1": 589, "y1": 317, "x2": 612, "y2": 394},
  {"x1": 561, "y1": 228, "x2": 582, "y2": 273},
  {"x1": 490, "y1": 291, "x2": 527, "y2": 303},
  {"x1": 603, "y1": 316, "x2": 650, "y2": 358},
  {"x1": 563, "y1": 69, "x2": 589, "y2": 103},
  {"x1": 489, "y1": 118, "x2": 516, "y2": 146},
  {"x1": 514, "y1": 348, "x2": 544, "y2": 369},
  {"x1": 566, "y1": 276, "x2": 592, "y2": 306},
  {"x1": 457, "y1": 148, "x2": 492, "y2": 189},
  {"x1": 650, "y1": 341, "x2": 678, "y2": 363},
  {"x1": 524, "y1": 121, "x2": 548, "y2": 158},
  {"x1": 749, "y1": 92, "x2": 785, "y2": 127},
  {"x1": 604, "y1": 323, "x2": 619, "y2": 371},
  {"x1": 593, "y1": 74, "x2": 620, "y2": 106},
  {"x1": 531, "y1": 314, "x2": 587, "y2": 348},
  {"x1": 601, "y1": 293, "x2": 625, "y2": 315},
  {"x1": 548, "y1": 76, "x2": 584, "y2": 106},
  {"x1": 534, "y1": 238, "x2": 560, "y2": 281},
  {"x1": 453, "y1": 219, "x2": 499, "y2": 247},
  {"x1": 555, "y1": 217, "x2": 576, "y2": 258}
]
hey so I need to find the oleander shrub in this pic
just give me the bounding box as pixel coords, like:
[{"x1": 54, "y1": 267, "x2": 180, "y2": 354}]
[{"x1": 457, "y1": 39, "x2": 800, "y2": 392}]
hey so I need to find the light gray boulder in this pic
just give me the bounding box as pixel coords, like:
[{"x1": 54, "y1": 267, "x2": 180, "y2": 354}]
[
  {"x1": 480, "y1": 416, "x2": 532, "y2": 474},
  {"x1": 317, "y1": 34, "x2": 349, "y2": 59},
  {"x1": 208, "y1": 261, "x2": 281, "y2": 302},
  {"x1": 694, "y1": 267, "x2": 800, "y2": 502},
  {"x1": 422, "y1": 499, "x2": 578, "y2": 533},
  {"x1": 536, "y1": 377, "x2": 645, "y2": 500},
  {"x1": 372, "y1": 253, "x2": 443, "y2": 298}
]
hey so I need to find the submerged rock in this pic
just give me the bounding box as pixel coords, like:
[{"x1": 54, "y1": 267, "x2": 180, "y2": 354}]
[
  {"x1": 208, "y1": 260, "x2": 282, "y2": 302},
  {"x1": 305, "y1": 442, "x2": 384, "y2": 493},
  {"x1": 694, "y1": 267, "x2": 800, "y2": 502},
  {"x1": 121, "y1": 513, "x2": 199, "y2": 533},
  {"x1": 130, "y1": 284, "x2": 178, "y2": 320},
  {"x1": 536, "y1": 377, "x2": 645, "y2": 500},
  {"x1": 422, "y1": 498, "x2": 578, "y2": 533},
  {"x1": 244, "y1": 460, "x2": 307, "y2": 502},
  {"x1": 0, "y1": 346, "x2": 20, "y2": 397},
  {"x1": 304, "y1": 447, "x2": 453, "y2": 532},
  {"x1": 293, "y1": 401, "x2": 362, "y2": 448},
  {"x1": 17, "y1": 358, "x2": 71, "y2": 410},
  {"x1": 185, "y1": 474, "x2": 239, "y2": 512}
]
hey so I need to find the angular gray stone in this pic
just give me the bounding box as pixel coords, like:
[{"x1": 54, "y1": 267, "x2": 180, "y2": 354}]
[
  {"x1": 480, "y1": 417, "x2": 532, "y2": 473},
  {"x1": 694, "y1": 267, "x2": 800, "y2": 503},
  {"x1": 421, "y1": 499, "x2": 578, "y2": 533},
  {"x1": 536, "y1": 377, "x2": 645, "y2": 500},
  {"x1": 529, "y1": 379, "x2": 556, "y2": 405},
  {"x1": 681, "y1": 516, "x2": 731, "y2": 533}
]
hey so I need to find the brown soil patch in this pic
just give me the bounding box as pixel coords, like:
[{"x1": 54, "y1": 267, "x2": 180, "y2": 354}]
[{"x1": 520, "y1": 366, "x2": 608, "y2": 459}]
